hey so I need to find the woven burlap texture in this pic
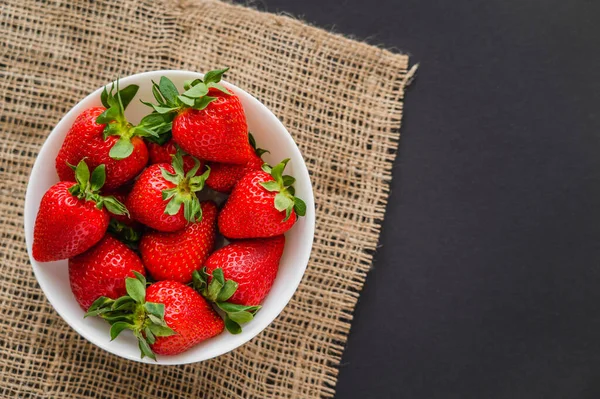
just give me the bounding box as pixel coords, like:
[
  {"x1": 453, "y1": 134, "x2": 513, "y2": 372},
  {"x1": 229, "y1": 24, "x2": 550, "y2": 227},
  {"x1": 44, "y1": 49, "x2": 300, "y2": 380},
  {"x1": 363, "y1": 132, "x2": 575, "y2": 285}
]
[{"x1": 0, "y1": 0, "x2": 410, "y2": 397}]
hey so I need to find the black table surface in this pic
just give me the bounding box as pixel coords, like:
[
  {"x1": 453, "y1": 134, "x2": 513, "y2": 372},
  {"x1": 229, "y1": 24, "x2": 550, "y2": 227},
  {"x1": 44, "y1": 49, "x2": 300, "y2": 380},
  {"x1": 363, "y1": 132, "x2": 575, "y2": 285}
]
[{"x1": 234, "y1": 1, "x2": 600, "y2": 397}]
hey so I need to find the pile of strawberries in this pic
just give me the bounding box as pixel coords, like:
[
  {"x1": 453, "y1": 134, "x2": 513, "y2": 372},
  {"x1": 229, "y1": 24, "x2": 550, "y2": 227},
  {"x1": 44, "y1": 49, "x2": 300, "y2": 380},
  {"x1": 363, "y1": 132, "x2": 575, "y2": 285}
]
[{"x1": 32, "y1": 69, "x2": 306, "y2": 360}]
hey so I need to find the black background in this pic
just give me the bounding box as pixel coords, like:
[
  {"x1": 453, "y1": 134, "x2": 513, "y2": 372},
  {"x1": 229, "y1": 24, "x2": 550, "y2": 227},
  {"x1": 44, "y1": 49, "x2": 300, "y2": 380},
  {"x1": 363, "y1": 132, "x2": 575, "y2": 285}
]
[{"x1": 233, "y1": 1, "x2": 600, "y2": 397}]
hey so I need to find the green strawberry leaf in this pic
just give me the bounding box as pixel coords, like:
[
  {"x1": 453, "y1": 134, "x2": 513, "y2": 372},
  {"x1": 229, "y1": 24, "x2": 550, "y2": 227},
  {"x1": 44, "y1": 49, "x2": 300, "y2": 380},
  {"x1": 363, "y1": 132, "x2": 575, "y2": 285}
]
[
  {"x1": 192, "y1": 269, "x2": 208, "y2": 292},
  {"x1": 260, "y1": 181, "x2": 280, "y2": 192},
  {"x1": 207, "y1": 275, "x2": 224, "y2": 301},
  {"x1": 142, "y1": 102, "x2": 179, "y2": 114},
  {"x1": 177, "y1": 94, "x2": 195, "y2": 107},
  {"x1": 217, "y1": 280, "x2": 238, "y2": 302},
  {"x1": 144, "y1": 327, "x2": 156, "y2": 344},
  {"x1": 110, "y1": 321, "x2": 134, "y2": 341},
  {"x1": 202, "y1": 68, "x2": 229, "y2": 85},
  {"x1": 172, "y1": 151, "x2": 185, "y2": 176},
  {"x1": 270, "y1": 158, "x2": 289, "y2": 185},
  {"x1": 102, "y1": 196, "x2": 129, "y2": 216},
  {"x1": 117, "y1": 84, "x2": 140, "y2": 110},
  {"x1": 160, "y1": 168, "x2": 180, "y2": 185},
  {"x1": 293, "y1": 197, "x2": 307, "y2": 217},
  {"x1": 137, "y1": 335, "x2": 156, "y2": 361},
  {"x1": 282, "y1": 175, "x2": 295, "y2": 186},
  {"x1": 274, "y1": 192, "x2": 293, "y2": 212},
  {"x1": 144, "y1": 302, "x2": 165, "y2": 321},
  {"x1": 90, "y1": 164, "x2": 106, "y2": 191},
  {"x1": 74, "y1": 159, "x2": 90, "y2": 189},
  {"x1": 101, "y1": 86, "x2": 110, "y2": 108},
  {"x1": 165, "y1": 196, "x2": 183, "y2": 215},
  {"x1": 212, "y1": 268, "x2": 225, "y2": 285},
  {"x1": 85, "y1": 296, "x2": 114, "y2": 317},
  {"x1": 158, "y1": 76, "x2": 180, "y2": 106},
  {"x1": 148, "y1": 324, "x2": 176, "y2": 337},
  {"x1": 96, "y1": 103, "x2": 121, "y2": 124},
  {"x1": 181, "y1": 82, "x2": 208, "y2": 99},
  {"x1": 224, "y1": 316, "x2": 242, "y2": 335},
  {"x1": 151, "y1": 83, "x2": 165, "y2": 105},
  {"x1": 133, "y1": 271, "x2": 146, "y2": 286},
  {"x1": 193, "y1": 96, "x2": 217, "y2": 111},
  {"x1": 125, "y1": 276, "x2": 146, "y2": 304},
  {"x1": 183, "y1": 198, "x2": 202, "y2": 222},
  {"x1": 228, "y1": 311, "x2": 255, "y2": 324},
  {"x1": 183, "y1": 79, "x2": 202, "y2": 90},
  {"x1": 216, "y1": 302, "x2": 261, "y2": 314},
  {"x1": 185, "y1": 157, "x2": 202, "y2": 179},
  {"x1": 109, "y1": 138, "x2": 134, "y2": 160},
  {"x1": 207, "y1": 82, "x2": 230, "y2": 95},
  {"x1": 112, "y1": 295, "x2": 136, "y2": 311},
  {"x1": 161, "y1": 187, "x2": 178, "y2": 201}
]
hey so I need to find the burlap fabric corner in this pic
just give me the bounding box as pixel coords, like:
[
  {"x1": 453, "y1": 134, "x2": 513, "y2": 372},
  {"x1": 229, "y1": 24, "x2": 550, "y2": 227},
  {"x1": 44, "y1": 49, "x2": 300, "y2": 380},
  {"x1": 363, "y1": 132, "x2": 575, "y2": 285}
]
[{"x1": 0, "y1": 0, "x2": 411, "y2": 397}]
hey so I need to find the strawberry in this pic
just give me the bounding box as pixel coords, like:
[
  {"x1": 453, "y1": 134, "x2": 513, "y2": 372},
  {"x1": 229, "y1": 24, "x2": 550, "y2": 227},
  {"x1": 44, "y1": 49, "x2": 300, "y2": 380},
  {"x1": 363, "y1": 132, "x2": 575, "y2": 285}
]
[
  {"x1": 126, "y1": 152, "x2": 210, "y2": 232},
  {"x1": 144, "y1": 68, "x2": 252, "y2": 164},
  {"x1": 140, "y1": 201, "x2": 217, "y2": 283},
  {"x1": 69, "y1": 234, "x2": 145, "y2": 310},
  {"x1": 201, "y1": 236, "x2": 285, "y2": 306},
  {"x1": 188, "y1": 236, "x2": 284, "y2": 334},
  {"x1": 87, "y1": 273, "x2": 224, "y2": 359},
  {"x1": 32, "y1": 160, "x2": 128, "y2": 262},
  {"x1": 205, "y1": 133, "x2": 267, "y2": 193},
  {"x1": 55, "y1": 82, "x2": 168, "y2": 190},
  {"x1": 218, "y1": 159, "x2": 306, "y2": 239}
]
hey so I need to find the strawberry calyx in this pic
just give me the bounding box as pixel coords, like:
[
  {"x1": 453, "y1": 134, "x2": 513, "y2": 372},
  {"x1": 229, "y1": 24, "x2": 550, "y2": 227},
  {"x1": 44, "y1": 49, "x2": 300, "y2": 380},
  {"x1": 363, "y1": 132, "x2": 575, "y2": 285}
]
[
  {"x1": 85, "y1": 271, "x2": 175, "y2": 361},
  {"x1": 260, "y1": 159, "x2": 307, "y2": 222},
  {"x1": 192, "y1": 268, "x2": 261, "y2": 335},
  {"x1": 141, "y1": 68, "x2": 231, "y2": 116},
  {"x1": 108, "y1": 219, "x2": 142, "y2": 251},
  {"x1": 160, "y1": 151, "x2": 210, "y2": 222},
  {"x1": 67, "y1": 159, "x2": 129, "y2": 216},
  {"x1": 96, "y1": 80, "x2": 171, "y2": 160},
  {"x1": 248, "y1": 133, "x2": 269, "y2": 159}
]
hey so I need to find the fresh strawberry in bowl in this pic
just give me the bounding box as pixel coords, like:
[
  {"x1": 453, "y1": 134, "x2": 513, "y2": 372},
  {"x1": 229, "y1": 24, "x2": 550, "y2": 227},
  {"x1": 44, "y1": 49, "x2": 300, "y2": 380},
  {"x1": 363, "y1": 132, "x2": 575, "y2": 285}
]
[{"x1": 23, "y1": 70, "x2": 315, "y2": 365}]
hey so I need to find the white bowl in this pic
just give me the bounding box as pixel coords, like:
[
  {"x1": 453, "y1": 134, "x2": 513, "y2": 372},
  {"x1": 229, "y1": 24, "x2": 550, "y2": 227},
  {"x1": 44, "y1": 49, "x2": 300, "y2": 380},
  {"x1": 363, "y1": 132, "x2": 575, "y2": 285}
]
[{"x1": 23, "y1": 70, "x2": 315, "y2": 365}]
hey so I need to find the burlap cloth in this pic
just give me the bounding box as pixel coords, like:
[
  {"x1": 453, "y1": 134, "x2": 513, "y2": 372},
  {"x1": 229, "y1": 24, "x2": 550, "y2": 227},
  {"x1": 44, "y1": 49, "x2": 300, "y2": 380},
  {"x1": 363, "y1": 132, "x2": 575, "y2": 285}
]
[{"x1": 0, "y1": 0, "x2": 411, "y2": 397}]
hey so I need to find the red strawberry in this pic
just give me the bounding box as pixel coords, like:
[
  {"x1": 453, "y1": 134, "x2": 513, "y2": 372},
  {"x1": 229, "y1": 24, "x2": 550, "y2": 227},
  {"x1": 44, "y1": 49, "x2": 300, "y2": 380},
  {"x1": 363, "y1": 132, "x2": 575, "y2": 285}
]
[
  {"x1": 69, "y1": 234, "x2": 145, "y2": 310},
  {"x1": 87, "y1": 274, "x2": 224, "y2": 359},
  {"x1": 126, "y1": 152, "x2": 209, "y2": 232},
  {"x1": 145, "y1": 68, "x2": 252, "y2": 164},
  {"x1": 55, "y1": 83, "x2": 166, "y2": 190},
  {"x1": 203, "y1": 236, "x2": 285, "y2": 306},
  {"x1": 140, "y1": 201, "x2": 217, "y2": 283},
  {"x1": 189, "y1": 238, "x2": 284, "y2": 334},
  {"x1": 32, "y1": 160, "x2": 128, "y2": 262},
  {"x1": 218, "y1": 159, "x2": 306, "y2": 239},
  {"x1": 147, "y1": 138, "x2": 205, "y2": 173},
  {"x1": 206, "y1": 133, "x2": 267, "y2": 193}
]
